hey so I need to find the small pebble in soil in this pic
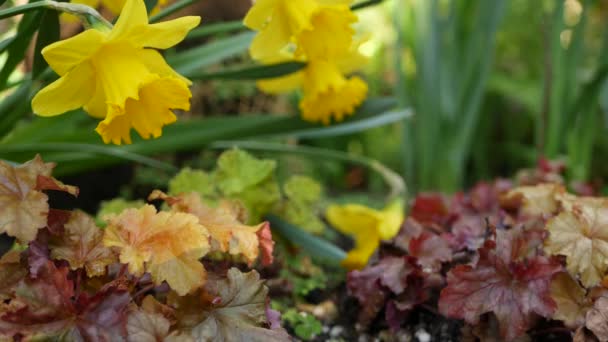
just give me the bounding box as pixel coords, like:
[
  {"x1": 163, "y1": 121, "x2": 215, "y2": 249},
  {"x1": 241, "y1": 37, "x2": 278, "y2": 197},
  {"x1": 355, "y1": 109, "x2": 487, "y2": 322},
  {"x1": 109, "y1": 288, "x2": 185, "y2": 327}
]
[
  {"x1": 415, "y1": 329, "x2": 431, "y2": 342},
  {"x1": 330, "y1": 326, "x2": 344, "y2": 337}
]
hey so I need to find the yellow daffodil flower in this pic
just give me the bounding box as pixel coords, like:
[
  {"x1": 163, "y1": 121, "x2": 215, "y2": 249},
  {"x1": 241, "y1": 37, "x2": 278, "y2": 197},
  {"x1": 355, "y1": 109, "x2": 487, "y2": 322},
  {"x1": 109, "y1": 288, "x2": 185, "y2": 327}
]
[
  {"x1": 31, "y1": 0, "x2": 199, "y2": 144},
  {"x1": 244, "y1": 0, "x2": 353, "y2": 61},
  {"x1": 243, "y1": 0, "x2": 318, "y2": 61},
  {"x1": 248, "y1": 2, "x2": 368, "y2": 124},
  {"x1": 326, "y1": 200, "x2": 404, "y2": 270}
]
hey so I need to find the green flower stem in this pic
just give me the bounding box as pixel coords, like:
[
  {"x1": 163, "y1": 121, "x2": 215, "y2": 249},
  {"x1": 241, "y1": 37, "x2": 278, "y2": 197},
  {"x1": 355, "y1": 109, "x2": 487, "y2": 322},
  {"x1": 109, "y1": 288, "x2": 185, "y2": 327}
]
[
  {"x1": 0, "y1": 0, "x2": 111, "y2": 30},
  {"x1": 210, "y1": 140, "x2": 407, "y2": 201},
  {"x1": 351, "y1": 0, "x2": 384, "y2": 11}
]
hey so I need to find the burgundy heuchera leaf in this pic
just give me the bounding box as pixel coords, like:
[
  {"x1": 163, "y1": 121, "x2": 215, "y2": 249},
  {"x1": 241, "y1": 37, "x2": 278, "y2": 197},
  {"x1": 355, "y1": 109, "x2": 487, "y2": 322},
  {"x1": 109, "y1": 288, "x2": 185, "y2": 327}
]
[
  {"x1": 347, "y1": 256, "x2": 418, "y2": 324},
  {"x1": 408, "y1": 232, "x2": 452, "y2": 271},
  {"x1": 438, "y1": 237, "x2": 562, "y2": 341}
]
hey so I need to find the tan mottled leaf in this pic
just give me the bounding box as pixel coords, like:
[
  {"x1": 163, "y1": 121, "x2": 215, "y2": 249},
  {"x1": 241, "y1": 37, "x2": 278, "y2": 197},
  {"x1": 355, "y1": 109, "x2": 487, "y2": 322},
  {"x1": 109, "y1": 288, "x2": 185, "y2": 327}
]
[
  {"x1": 501, "y1": 183, "x2": 564, "y2": 217},
  {"x1": 586, "y1": 297, "x2": 608, "y2": 341},
  {"x1": 550, "y1": 272, "x2": 591, "y2": 328},
  {"x1": 171, "y1": 268, "x2": 289, "y2": 342},
  {"x1": 544, "y1": 202, "x2": 608, "y2": 287},
  {"x1": 49, "y1": 210, "x2": 116, "y2": 277},
  {"x1": 0, "y1": 156, "x2": 76, "y2": 242}
]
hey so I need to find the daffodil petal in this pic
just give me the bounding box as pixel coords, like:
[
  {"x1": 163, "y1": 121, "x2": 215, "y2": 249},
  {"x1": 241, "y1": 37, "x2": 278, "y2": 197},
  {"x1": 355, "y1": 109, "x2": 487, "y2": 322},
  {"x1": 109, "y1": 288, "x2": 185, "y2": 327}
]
[
  {"x1": 137, "y1": 49, "x2": 191, "y2": 85},
  {"x1": 41, "y1": 29, "x2": 105, "y2": 75},
  {"x1": 84, "y1": 79, "x2": 107, "y2": 119},
  {"x1": 92, "y1": 44, "x2": 153, "y2": 107},
  {"x1": 32, "y1": 62, "x2": 95, "y2": 117},
  {"x1": 326, "y1": 203, "x2": 382, "y2": 235},
  {"x1": 109, "y1": 0, "x2": 148, "y2": 41},
  {"x1": 257, "y1": 71, "x2": 303, "y2": 94},
  {"x1": 243, "y1": 0, "x2": 278, "y2": 30},
  {"x1": 377, "y1": 199, "x2": 404, "y2": 240},
  {"x1": 133, "y1": 16, "x2": 201, "y2": 49},
  {"x1": 342, "y1": 230, "x2": 380, "y2": 270},
  {"x1": 249, "y1": 20, "x2": 291, "y2": 61}
]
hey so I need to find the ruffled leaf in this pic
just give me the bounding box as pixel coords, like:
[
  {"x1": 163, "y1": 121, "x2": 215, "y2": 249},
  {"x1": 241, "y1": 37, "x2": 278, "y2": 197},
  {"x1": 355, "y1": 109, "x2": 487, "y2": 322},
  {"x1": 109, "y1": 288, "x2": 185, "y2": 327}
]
[
  {"x1": 171, "y1": 268, "x2": 289, "y2": 341},
  {"x1": 544, "y1": 201, "x2": 608, "y2": 287},
  {"x1": 439, "y1": 237, "x2": 562, "y2": 341},
  {"x1": 49, "y1": 210, "x2": 116, "y2": 277},
  {"x1": 151, "y1": 191, "x2": 271, "y2": 266},
  {"x1": 0, "y1": 155, "x2": 77, "y2": 243},
  {"x1": 103, "y1": 204, "x2": 210, "y2": 295}
]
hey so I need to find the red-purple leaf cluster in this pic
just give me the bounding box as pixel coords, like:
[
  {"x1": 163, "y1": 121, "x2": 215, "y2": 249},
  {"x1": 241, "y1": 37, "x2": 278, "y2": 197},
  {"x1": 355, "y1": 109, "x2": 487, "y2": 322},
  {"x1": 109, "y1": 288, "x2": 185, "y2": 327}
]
[{"x1": 347, "y1": 174, "x2": 608, "y2": 341}]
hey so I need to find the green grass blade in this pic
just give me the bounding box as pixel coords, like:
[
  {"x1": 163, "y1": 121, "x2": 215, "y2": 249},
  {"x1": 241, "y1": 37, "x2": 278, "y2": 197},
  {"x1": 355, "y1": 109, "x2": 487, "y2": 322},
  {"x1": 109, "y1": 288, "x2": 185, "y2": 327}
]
[
  {"x1": 186, "y1": 20, "x2": 245, "y2": 40},
  {"x1": 168, "y1": 31, "x2": 254, "y2": 75},
  {"x1": 265, "y1": 214, "x2": 346, "y2": 265},
  {"x1": 188, "y1": 61, "x2": 306, "y2": 81}
]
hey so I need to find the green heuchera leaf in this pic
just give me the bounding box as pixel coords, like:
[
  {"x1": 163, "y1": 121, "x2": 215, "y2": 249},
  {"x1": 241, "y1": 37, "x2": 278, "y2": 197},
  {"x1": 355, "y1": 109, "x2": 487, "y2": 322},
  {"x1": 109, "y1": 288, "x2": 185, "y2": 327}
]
[
  {"x1": 282, "y1": 309, "x2": 322, "y2": 341},
  {"x1": 168, "y1": 168, "x2": 217, "y2": 197},
  {"x1": 283, "y1": 202, "x2": 325, "y2": 235},
  {"x1": 283, "y1": 176, "x2": 322, "y2": 204},
  {"x1": 232, "y1": 178, "x2": 281, "y2": 223},
  {"x1": 215, "y1": 149, "x2": 276, "y2": 195},
  {"x1": 281, "y1": 176, "x2": 324, "y2": 234},
  {"x1": 96, "y1": 199, "x2": 145, "y2": 226}
]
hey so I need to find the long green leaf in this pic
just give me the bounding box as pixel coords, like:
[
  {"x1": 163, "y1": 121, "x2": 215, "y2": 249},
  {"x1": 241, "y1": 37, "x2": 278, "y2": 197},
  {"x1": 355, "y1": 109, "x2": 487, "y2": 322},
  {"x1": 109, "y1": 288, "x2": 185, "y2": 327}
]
[
  {"x1": 186, "y1": 20, "x2": 245, "y2": 40},
  {"x1": 0, "y1": 81, "x2": 33, "y2": 138},
  {"x1": 0, "y1": 98, "x2": 402, "y2": 175},
  {"x1": 32, "y1": 9, "x2": 59, "y2": 79},
  {"x1": 0, "y1": 143, "x2": 177, "y2": 172},
  {"x1": 0, "y1": 4, "x2": 43, "y2": 90},
  {"x1": 265, "y1": 214, "x2": 346, "y2": 265},
  {"x1": 168, "y1": 32, "x2": 254, "y2": 75},
  {"x1": 188, "y1": 61, "x2": 306, "y2": 81}
]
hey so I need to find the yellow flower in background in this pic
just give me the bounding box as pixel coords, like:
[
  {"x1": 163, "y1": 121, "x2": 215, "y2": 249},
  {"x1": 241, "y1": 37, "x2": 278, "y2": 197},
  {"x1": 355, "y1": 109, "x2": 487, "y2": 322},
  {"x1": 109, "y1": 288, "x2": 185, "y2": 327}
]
[
  {"x1": 295, "y1": 4, "x2": 357, "y2": 60},
  {"x1": 243, "y1": 0, "x2": 318, "y2": 61},
  {"x1": 300, "y1": 60, "x2": 367, "y2": 124},
  {"x1": 31, "y1": 0, "x2": 199, "y2": 144},
  {"x1": 326, "y1": 200, "x2": 404, "y2": 270},
  {"x1": 244, "y1": 0, "x2": 353, "y2": 61},
  {"x1": 254, "y1": 4, "x2": 368, "y2": 124}
]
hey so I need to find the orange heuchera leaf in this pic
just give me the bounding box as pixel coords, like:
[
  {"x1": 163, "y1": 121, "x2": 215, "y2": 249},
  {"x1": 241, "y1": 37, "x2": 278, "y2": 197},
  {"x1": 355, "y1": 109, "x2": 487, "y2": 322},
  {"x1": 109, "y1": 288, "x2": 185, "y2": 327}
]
[
  {"x1": 550, "y1": 272, "x2": 592, "y2": 328},
  {"x1": 49, "y1": 210, "x2": 116, "y2": 277},
  {"x1": 151, "y1": 191, "x2": 271, "y2": 266},
  {"x1": 255, "y1": 223, "x2": 275, "y2": 266},
  {"x1": 544, "y1": 201, "x2": 608, "y2": 287},
  {"x1": 438, "y1": 236, "x2": 561, "y2": 341},
  {"x1": 0, "y1": 155, "x2": 77, "y2": 243},
  {"x1": 103, "y1": 204, "x2": 210, "y2": 295}
]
